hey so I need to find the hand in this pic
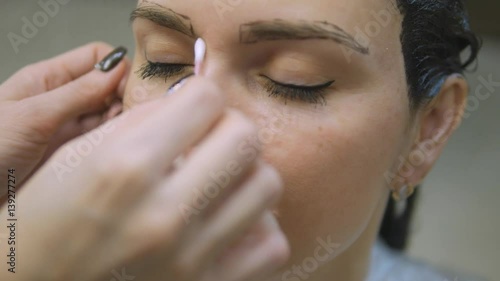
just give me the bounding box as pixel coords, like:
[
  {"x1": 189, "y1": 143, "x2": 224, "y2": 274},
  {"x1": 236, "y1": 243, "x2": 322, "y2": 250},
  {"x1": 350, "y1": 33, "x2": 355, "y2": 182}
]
[
  {"x1": 0, "y1": 77, "x2": 289, "y2": 281},
  {"x1": 0, "y1": 42, "x2": 129, "y2": 192}
]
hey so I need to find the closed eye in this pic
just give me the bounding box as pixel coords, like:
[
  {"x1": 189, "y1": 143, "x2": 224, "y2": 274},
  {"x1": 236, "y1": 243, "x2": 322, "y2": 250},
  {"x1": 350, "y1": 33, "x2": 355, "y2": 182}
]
[
  {"x1": 260, "y1": 75, "x2": 335, "y2": 105},
  {"x1": 135, "y1": 62, "x2": 334, "y2": 105}
]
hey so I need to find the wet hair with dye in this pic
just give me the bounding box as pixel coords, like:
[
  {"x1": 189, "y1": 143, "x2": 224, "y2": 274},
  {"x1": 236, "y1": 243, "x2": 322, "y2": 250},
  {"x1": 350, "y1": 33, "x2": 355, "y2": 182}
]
[{"x1": 379, "y1": 0, "x2": 481, "y2": 250}]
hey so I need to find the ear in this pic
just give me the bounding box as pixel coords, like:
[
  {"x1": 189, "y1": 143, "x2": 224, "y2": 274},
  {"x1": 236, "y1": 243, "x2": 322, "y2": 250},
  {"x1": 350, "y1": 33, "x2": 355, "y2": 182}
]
[{"x1": 397, "y1": 74, "x2": 469, "y2": 187}]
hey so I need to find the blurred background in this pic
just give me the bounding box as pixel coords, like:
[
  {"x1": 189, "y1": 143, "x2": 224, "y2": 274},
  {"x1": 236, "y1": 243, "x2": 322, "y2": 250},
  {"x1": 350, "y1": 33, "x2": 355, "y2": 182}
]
[{"x1": 0, "y1": 1, "x2": 498, "y2": 280}]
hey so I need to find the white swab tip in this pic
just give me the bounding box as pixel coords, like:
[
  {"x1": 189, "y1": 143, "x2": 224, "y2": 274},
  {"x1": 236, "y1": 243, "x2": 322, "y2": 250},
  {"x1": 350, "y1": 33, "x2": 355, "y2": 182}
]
[{"x1": 194, "y1": 38, "x2": 206, "y2": 75}]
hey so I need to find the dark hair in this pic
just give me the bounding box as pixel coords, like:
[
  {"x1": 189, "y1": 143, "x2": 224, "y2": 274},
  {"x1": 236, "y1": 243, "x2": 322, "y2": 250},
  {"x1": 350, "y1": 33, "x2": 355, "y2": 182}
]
[
  {"x1": 378, "y1": 0, "x2": 481, "y2": 250},
  {"x1": 397, "y1": 0, "x2": 481, "y2": 110},
  {"x1": 380, "y1": 186, "x2": 420, "y2": 250}
]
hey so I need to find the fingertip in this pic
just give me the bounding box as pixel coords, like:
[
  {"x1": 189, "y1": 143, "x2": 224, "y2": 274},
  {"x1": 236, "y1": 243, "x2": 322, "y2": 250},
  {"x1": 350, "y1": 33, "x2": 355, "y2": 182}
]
[{"x1": 268, "y1": 230, "x2": 291, "y2": 267}]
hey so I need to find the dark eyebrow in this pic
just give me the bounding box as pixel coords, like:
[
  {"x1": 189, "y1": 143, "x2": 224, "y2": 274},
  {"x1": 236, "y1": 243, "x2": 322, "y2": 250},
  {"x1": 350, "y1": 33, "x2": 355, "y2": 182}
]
[
  {"x1": 240, "y1": 19, "x2": 369, "y2": 55},
  {"x1": 130, "y1": 3, "x2": 196, "y2": 38}
]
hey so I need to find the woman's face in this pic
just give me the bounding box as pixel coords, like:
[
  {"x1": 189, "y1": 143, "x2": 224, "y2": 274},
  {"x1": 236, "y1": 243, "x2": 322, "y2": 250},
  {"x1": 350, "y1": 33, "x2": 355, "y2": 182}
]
[{"x1": 125, "y1": 0, "x2": 412, "y2": 277}]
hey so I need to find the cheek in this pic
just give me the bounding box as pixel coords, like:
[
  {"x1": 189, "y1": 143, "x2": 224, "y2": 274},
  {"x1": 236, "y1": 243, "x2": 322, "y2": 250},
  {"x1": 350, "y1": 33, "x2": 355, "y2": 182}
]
[{"x1": 248, "y1": 99, "x2": 407, "y2": 262}]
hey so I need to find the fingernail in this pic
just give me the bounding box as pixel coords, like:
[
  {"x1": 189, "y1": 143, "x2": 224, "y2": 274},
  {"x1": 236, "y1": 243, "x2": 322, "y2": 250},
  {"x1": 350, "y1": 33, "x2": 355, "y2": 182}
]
[
  {"x1": 94, "y1": 46, "x2": 128, "y2": 72},
  {"x1": 166, "y1": 74, "x2": 194, "y2": 95}
]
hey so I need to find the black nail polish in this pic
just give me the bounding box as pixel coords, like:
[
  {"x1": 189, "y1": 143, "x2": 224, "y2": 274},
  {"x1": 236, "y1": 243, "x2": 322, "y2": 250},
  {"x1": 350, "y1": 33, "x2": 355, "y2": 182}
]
[{"x1": 94, "y1": 46, "x2": 127, "y2": 72}]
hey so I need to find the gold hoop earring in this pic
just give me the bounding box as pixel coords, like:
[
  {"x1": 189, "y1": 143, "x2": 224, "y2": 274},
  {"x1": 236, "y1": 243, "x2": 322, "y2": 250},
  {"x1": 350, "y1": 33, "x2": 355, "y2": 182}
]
[
  {"x1": 391, "y1": 183, "x2": 415, "y2": 202},
  {"x1": 392, "y1": 183, "x2": 416, "y2": 218}
]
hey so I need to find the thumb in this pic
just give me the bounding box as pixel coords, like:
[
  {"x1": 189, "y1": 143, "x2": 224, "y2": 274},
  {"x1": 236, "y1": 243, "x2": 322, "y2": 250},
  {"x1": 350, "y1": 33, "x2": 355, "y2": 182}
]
[{"x1": 26, "y1": 46, "x2": 128, "y2": 127}]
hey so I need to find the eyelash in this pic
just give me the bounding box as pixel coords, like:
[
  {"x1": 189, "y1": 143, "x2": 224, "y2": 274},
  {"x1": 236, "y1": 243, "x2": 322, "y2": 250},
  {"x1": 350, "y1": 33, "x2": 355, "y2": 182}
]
[
  {"x1": 137, "y1": 61, "x2": 191, "y2": 81},
  {"x1": 137, "y1": 62, "x2": 334, "y2": 105}
]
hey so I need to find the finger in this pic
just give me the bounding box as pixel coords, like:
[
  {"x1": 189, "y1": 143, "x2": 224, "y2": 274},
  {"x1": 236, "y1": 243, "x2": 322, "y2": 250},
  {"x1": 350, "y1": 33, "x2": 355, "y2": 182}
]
[
  {"x1": 116, "y1": 57, "x2": 131, "y2": 99},
  {"x1": 204, "y1": 212, "x2": 290, "y2": 281},
  {"x1": 103, "y1": 100, "x2": 124, "y2": 122},
  {"x1": 23, "y1": 49, "x2": 127, "y2": 129},
  {"x1": 101, "y1": 76, "x2": 226, "y2": 176},
  {"x1": 47, "y1": 114, "x2": 103, "y2": 152},
  {"x1": 166, "y1": 110, "x2": 261, "y2": 220},
  {"x1": 177, "y1": 162, "x2": 284, "y2": 271},
  {"x1": 0, "y1": 42, "x2": 117, "y2": 100}
]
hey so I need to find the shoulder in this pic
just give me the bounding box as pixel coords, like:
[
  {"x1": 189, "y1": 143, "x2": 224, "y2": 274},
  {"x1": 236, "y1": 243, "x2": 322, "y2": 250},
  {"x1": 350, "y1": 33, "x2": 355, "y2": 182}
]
[{"x1": 365, "y1": 239, "x2": 489, "y2": 281}]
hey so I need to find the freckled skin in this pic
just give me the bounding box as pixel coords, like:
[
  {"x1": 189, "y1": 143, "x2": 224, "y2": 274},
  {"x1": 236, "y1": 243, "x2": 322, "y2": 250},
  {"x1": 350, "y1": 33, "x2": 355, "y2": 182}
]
[{"x1": 124, "y1": 0, "x2": 415, "y2": 280}]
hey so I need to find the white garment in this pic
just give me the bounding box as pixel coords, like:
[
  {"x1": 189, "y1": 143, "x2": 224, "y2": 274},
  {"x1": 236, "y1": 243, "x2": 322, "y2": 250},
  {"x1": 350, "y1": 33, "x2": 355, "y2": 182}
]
[{"x1": 366, "y1": 239, "x2": 489, "y2": 281}]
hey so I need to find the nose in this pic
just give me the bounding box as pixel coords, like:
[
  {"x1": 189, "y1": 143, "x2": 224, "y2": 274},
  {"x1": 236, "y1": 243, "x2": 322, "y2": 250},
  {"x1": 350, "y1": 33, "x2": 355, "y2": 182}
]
[{"x1": 196, "y1": 39, "x2": 254, "y2": 114}]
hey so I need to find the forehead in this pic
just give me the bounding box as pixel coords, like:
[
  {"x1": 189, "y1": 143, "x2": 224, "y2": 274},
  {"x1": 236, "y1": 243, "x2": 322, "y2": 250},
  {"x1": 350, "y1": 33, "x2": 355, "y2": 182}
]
[
  {"x1": 137, "y1": 0, "x2": 403, "y2": 68},
  {"x1": 137, "y1": 0, "x2": 401, "y2": 35}
]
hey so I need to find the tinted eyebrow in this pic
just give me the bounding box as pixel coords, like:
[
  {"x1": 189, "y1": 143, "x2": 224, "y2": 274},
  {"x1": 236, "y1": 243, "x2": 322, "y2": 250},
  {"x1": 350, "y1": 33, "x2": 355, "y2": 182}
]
[
  {"x1": 240, "y1": 19, "x2": 369, "y2": 55},
  {"x1": 130, "y1": 3, "x2": 196, "y2": 38}
]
